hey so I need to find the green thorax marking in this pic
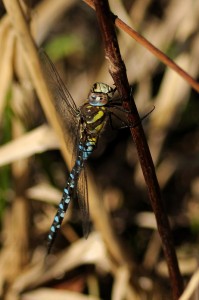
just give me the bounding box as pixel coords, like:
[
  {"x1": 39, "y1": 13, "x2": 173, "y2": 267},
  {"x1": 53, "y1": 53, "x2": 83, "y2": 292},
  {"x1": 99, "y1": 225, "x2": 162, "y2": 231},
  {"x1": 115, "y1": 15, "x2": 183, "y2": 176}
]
[{"x1": 80, "y1": 103, "x2": 107, "y2": 136}]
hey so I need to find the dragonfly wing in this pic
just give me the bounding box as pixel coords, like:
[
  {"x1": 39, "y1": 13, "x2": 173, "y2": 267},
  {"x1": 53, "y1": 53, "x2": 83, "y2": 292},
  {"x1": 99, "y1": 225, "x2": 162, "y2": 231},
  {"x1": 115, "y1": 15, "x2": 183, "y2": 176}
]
[
  {"x1": 39, "y1": 49, "x2": 78, "y2": 115},
  {"x1": 77, "y1": 163, "x2": 90, "y2": 238},
  {"x1": 39, "y1": 49, "x2": 79, "y2": 144}
]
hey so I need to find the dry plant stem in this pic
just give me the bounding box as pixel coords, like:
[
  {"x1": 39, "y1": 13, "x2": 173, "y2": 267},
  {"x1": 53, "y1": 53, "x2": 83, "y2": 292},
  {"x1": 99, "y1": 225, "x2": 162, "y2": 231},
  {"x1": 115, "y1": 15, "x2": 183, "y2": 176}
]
[
  {"x1": 115, "y1": 19, "x2": 199, "y2": 93},
  {"x1": 84, "y1": 0, "x2": 199, "y2": 93},
  {"x1": 2, "y1": 0, "x2": 71, "y2": 166},
  {"x1": 93, "y1": 0, "x2": 184, "y2": 299}
]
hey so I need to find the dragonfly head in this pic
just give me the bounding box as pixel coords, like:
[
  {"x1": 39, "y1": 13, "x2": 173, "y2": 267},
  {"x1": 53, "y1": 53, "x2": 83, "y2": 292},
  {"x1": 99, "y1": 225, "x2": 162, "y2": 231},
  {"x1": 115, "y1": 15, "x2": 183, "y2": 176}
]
[{"x1": 88, "y1": 82, "x2": 116, "y2": 106}]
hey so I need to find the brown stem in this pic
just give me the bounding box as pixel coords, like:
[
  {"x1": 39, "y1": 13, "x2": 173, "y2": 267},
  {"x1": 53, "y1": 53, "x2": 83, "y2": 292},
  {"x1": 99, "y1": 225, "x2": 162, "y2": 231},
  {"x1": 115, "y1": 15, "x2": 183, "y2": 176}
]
[{"x1": 92, "y1": 0, "x2": 184, "y2": 299}]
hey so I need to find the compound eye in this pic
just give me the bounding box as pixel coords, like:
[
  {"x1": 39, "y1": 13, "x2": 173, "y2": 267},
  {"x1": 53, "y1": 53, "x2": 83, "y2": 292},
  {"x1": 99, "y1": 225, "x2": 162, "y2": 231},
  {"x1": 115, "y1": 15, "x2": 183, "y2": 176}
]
[
  {"x1": 90, "y1": 93, "x2": 97, "y2": 100},
  {"x1": 88, "y1": 92, "x2": 108, "y2": 106},
  {"x1": 88, "y1": 92, "x2": 98, "y2": 101}
]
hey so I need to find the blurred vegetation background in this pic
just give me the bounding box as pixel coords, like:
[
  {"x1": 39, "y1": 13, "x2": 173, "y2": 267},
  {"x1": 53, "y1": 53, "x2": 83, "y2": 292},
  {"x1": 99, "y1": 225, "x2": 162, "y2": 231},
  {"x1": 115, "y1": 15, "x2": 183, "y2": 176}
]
[{"x1": 0, "y1": 0, "x2": 199, "y2": 299}]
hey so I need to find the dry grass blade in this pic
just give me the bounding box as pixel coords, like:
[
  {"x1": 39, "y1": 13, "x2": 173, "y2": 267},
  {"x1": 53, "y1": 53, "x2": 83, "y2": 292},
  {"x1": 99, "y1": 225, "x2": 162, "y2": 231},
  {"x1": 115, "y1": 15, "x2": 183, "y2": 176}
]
[
  {"x1": 112, "y1": 267, "x2": 130, "y2": 300},
  {"x1": 26, "y1": 183, "x2": 62, "y2": 205},
  {"x1": 149, "y1": 54, "x2": 193, "y2": 164},
  {"x1": 0, "y1": 22, "x2": 15, "y2": 118},
  {"x1": 42, "y1": 233, "x2": 108, "y2": 281},
  {"x1": 179, "y1": 268, "x2": 199, "y2": 300},
  {"x1": 0, "y1": 125, "x2": 59, "y2": 166},
  {"x1": 22, "y1": 288, "x2": 100, "y2": 300},
  {"x1": 8, "y1": 233, "x2": 108, "y2": 292},
  {"x1": 3, "y1": 0, "x2": 72, "y2": 165}
]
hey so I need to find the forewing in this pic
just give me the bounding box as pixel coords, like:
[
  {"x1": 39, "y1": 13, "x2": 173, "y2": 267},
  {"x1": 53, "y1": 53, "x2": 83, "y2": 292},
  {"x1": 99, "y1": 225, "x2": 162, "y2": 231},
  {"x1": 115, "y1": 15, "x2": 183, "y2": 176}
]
[{"x1": 39, "y1": 49, "x2": 79, "y2": 144}]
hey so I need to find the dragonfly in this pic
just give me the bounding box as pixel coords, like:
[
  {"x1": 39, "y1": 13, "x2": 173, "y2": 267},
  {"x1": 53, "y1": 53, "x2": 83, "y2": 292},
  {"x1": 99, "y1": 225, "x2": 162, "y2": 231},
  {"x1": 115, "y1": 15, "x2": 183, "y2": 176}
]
[
  {"x1": 40, "y1": 50, "x2": 153, "y2": 252},
  {"x1": 39, "y1": 50, "x2": 126, "y2": 252}
]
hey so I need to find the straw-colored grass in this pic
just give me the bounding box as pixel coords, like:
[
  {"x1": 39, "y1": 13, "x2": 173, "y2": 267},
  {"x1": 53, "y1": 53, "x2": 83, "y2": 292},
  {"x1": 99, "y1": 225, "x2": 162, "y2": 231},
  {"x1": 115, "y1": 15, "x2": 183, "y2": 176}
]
[{"x1": 0, "y1": 0, "x2": 198, "y2": 299}]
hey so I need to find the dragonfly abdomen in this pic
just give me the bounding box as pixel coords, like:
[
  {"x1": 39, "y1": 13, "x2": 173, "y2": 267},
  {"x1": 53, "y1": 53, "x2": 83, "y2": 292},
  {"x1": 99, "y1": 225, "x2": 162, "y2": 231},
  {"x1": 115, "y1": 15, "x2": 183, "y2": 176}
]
[
  {"x1": 47, "y1": 133, "x2": 100, "y2": 251},
  {"x1": 47, "y1": 156, "x2": 84, "y2": 251}
]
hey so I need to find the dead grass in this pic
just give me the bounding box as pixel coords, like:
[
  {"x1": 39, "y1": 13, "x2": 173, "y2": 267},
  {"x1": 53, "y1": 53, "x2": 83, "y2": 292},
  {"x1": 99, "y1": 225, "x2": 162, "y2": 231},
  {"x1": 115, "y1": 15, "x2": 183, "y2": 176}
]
[{"x1": 0, "y1": 0, "x2": 199, "y2": 299}]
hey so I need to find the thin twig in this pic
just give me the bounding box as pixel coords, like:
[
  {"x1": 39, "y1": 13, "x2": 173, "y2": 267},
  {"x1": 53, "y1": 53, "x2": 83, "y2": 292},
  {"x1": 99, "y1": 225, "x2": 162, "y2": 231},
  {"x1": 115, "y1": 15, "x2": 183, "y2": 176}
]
[
  {"x1": 92, "y1": 0, "x2": 184, "y2": 299},
  {"x1": 84, "y1": 0, "x2": 199, "y2": 93}
]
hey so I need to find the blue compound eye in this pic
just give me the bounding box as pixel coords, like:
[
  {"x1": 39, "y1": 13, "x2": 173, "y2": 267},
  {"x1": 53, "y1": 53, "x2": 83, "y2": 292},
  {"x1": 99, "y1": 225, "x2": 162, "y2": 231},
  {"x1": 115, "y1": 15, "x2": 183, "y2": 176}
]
[{"x1": 88, "y1": 92, "x2": 108, "y2": 106}]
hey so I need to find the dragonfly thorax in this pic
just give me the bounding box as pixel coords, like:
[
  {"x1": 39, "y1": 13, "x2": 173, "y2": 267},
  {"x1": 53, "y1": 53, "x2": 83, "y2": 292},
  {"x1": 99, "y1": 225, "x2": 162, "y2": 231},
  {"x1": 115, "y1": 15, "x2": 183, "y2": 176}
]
[{"x1": 80, "y1": 104, "x2": 107, "y2": 135}]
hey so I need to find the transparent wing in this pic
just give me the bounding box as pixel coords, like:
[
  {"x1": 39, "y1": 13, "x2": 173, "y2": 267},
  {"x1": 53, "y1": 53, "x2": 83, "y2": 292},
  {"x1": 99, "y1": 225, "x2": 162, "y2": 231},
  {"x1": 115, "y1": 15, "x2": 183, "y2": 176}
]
[
  {"x1": 39, "y1": 49, "x2": 79, "y2": 139},
  {"x1": 77, "y1": 162, "x2": 90, "y2": 238}
]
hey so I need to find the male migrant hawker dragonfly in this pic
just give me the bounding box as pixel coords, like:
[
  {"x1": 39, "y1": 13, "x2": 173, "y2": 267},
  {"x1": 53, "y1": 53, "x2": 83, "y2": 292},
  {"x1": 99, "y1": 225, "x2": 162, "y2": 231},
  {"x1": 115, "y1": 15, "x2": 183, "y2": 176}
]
[{"x1": 40, "y1": 50, "x2": 151, "y2": 252}]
